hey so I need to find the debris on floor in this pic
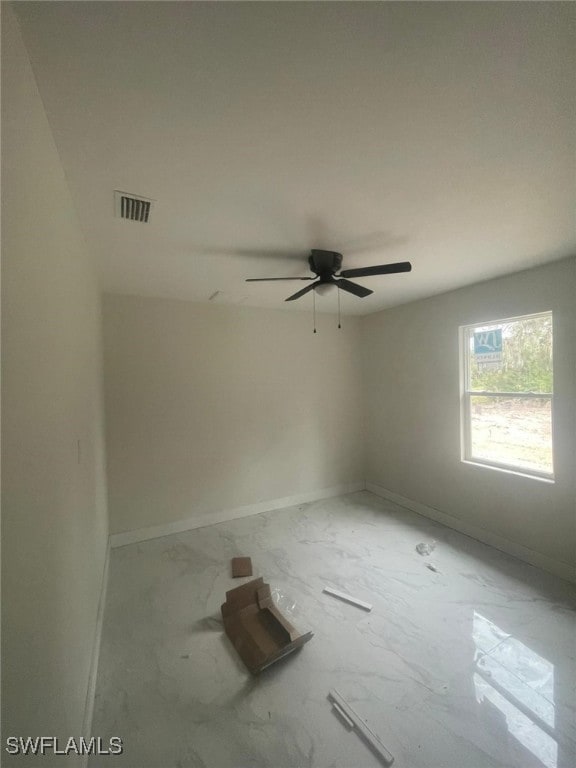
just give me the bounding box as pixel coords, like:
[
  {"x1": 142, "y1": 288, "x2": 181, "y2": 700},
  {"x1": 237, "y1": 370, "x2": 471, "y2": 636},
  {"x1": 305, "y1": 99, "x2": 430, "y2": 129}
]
[
  {"x1": 328, "y1": 689, "x2": 394, "y2": 766},
  {"x1": 231, "y1": 556, "x2": 253, "y2": 578},
  {"x1": 415, "y1": 540, "x2": 436, "y2": 556},
  {"x1": 221, "y1": 577, "x2": 313, "y2": 673},
  {"x1": 323, "y1": 587, "x2": 372, "y2": 612},
  {"x1": 425, "y1": 563, "x2": 440, "y2": 573}
]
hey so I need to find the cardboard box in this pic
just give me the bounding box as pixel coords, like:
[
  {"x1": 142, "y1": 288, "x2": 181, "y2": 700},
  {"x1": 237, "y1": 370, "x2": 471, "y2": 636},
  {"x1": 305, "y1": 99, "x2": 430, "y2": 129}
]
[
  {"x1": 231, "y1": 556, "x2": 253, "y2": 578},
  {"x1": 221, "y1": 577, "x2": 313, "y2": 673}
]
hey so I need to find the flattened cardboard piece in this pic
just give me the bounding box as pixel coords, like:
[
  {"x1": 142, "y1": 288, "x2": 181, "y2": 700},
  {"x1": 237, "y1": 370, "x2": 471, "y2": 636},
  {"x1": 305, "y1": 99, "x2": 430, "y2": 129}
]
[
  {"x1": 221, "y1": 577, "x2": 313, "y2": 673},
  {"x1": 231, "y1": 556, "x2": 253, "y2": 578}
]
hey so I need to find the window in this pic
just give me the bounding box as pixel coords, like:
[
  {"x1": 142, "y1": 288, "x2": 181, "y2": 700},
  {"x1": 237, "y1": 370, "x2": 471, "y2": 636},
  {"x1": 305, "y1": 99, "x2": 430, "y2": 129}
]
[{"x1": 461, "y1": 312, "x2": 553, "y2": 479}]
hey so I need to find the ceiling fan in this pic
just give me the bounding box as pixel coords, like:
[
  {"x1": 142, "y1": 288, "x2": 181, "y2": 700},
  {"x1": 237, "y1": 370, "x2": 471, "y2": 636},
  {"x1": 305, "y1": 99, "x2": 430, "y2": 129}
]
[{"x1": 246, "y1": 250, "x2": 411, "y2": 301}]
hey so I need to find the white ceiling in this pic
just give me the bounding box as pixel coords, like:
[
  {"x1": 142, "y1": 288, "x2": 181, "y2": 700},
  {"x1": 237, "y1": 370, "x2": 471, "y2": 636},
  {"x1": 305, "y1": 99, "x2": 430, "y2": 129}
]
[{"x1": 14, "y1": 1, "x2": 575, "y2": 315}]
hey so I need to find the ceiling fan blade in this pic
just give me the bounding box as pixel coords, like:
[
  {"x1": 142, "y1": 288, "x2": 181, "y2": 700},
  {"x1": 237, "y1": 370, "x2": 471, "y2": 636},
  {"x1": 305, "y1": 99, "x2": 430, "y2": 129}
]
[
  {"x1": 246, "y1": 277, "x2": 314, "y2": 282},
  {"x1": 339, "y1": 261, "x2": 412, "y2": 278},
  {"x1": 285, "y1": 283, "x2": 318, "y2": 302},
  {"x1": 334, "y1": 279, "x2": 373, "y2": 298}
]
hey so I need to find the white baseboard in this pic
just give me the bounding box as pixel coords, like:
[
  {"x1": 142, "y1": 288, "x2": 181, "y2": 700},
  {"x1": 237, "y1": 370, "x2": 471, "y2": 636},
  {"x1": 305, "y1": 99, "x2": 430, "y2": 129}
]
[
  {"x1": 82, "y1": 542, "x2": 110, "y2": 760},
  {"x1": 110, "y1": 482, "x2": 366, "y2": 548},
  {"x1": 366, "y1": 483, "x2": 576, "y2": 584}
]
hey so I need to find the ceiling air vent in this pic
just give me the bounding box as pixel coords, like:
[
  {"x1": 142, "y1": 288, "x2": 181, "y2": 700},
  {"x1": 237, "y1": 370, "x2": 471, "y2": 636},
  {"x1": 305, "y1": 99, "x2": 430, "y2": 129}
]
[{"x1": 114, "y1": 191, "x2": 154, "y2": 223}]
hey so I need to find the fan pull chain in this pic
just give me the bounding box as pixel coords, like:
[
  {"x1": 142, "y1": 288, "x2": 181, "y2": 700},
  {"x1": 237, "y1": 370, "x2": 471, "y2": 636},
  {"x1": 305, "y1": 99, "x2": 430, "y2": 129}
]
[
  {"x1": 313, "y1": 289, "x2": 317, "y2": 333},
  {"x1": 337, "y1": 286, "x2": 341, "y2": 329}
]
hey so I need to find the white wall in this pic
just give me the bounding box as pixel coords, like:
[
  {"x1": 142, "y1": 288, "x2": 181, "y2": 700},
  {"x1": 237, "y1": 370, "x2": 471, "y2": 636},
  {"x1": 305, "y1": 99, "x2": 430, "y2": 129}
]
[
  {"x1": 103, "y1": 295, "x2": 364, "y2": 535},
  {"x1": 1, "y1": 6, "x2": 108, "y2": 762},
  {"x1": 363, "y1": 258, "x2": 576, "y2": 574}
]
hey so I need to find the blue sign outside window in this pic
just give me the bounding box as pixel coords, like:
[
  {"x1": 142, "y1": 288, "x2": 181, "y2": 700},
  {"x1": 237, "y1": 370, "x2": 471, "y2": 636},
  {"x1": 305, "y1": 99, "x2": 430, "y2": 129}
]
[{"x1": 474, "y1": 329, "x2": 502, "y2": 356}]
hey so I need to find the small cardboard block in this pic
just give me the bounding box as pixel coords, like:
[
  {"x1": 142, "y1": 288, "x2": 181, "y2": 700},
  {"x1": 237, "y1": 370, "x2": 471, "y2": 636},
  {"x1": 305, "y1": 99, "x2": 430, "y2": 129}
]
[
  {"x1": 221, "y1": 577, "x2": 313, "y2": 674},
  {"x1": 231, "y1": 557, "x2": 253, "y2": 578}
]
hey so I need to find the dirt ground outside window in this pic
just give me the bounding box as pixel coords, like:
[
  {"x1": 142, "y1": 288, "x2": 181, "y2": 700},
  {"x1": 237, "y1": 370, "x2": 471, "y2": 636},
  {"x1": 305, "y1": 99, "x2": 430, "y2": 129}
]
[{"x1": 470, "y1": 398, "x2": 552, "y2": 475}]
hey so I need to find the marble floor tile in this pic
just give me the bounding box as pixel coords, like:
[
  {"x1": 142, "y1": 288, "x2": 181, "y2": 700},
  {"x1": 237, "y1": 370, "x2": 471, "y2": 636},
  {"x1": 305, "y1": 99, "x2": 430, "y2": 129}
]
[{"x1": 90, "y1": 491, "x2": 576, "y2": 768}]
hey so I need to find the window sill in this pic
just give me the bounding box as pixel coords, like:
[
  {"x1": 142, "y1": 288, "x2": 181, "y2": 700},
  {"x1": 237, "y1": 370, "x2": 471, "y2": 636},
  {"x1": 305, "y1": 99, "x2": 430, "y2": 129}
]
[{"x1": 461, "y1": 459, "x2": 555, "y2": 484}]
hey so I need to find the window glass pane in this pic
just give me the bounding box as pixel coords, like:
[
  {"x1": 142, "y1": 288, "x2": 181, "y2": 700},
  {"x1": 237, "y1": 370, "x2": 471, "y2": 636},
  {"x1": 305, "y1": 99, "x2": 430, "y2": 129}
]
[
  {"x1": 470, "y1": 395, "x2": 553, "y2": 475},
  {"x1": 469, "y1": 315, "x2": 552, "y2": 393}
]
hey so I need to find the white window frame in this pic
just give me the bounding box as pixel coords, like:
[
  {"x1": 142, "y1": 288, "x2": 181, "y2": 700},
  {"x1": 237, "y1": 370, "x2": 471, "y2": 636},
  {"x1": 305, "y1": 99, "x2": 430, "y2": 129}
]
[{"x1": 460, "y1": 311, "x2": 554, "y2": 481}]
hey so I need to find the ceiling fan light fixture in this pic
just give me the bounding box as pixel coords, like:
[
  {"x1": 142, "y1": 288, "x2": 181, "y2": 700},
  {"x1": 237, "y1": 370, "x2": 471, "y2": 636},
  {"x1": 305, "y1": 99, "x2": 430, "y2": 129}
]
[{"x1": 314, "y1": 282, "x2": 336, "y2": 296}]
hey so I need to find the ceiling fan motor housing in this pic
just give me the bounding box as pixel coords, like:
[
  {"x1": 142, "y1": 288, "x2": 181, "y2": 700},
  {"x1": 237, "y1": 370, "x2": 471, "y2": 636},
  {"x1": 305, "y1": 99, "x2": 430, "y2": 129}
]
[{"x1": 309, "y1": 250, "x2": 343, "y2": 280}]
